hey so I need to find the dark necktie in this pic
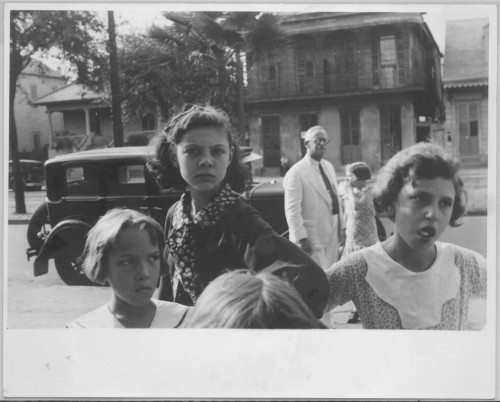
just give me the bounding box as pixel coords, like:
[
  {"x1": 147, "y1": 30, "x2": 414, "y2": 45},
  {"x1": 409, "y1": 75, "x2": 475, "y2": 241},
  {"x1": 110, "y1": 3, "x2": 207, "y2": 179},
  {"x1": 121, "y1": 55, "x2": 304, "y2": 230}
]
[{"x1": 319, "y1": 162, "x2": 339, "y2": 215}]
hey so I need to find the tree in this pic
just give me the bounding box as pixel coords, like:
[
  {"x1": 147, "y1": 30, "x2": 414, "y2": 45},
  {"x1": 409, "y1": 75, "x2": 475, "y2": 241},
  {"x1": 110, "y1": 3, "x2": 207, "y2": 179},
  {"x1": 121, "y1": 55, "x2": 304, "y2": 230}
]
[
  {"x1": 158, "y1": 12, "x2": 288, "y2": 140},
  {"x1": 9, "y1": 10, "x2": 106, "y2": 213},
  {"x1": 107, "y1": 11, "x2": 124, "y2": 147},
  {"x1": 118, "y1": 30, "x2": 237, "y2": 125}
]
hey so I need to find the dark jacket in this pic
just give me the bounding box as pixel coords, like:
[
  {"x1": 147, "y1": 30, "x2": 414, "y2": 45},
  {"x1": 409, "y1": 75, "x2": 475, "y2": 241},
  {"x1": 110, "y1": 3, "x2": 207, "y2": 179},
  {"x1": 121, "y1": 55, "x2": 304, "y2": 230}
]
[{"x1": 159, "y1": 198, "x2": 329, "y2": 318}]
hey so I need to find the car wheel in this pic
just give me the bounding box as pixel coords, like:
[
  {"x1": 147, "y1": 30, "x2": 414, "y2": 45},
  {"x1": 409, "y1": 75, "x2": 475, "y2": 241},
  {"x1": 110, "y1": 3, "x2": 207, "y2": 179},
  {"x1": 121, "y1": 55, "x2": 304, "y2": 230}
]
[
  {"x1": 27, "y1": 202, "x2": 50, "y2": 250},
  {"x1": 54, "y1": 252, "x2": 97, "y2": 286}
]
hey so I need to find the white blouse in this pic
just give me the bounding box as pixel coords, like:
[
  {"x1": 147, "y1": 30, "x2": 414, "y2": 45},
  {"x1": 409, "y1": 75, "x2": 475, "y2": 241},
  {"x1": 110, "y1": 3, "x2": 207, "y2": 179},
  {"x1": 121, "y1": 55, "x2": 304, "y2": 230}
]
[
  {"x1": 67, "y1": 299, "x2": 190, "y2": 329},
  {"x1": 364, "y1": 242, "x2": 461, "y2": 329}
]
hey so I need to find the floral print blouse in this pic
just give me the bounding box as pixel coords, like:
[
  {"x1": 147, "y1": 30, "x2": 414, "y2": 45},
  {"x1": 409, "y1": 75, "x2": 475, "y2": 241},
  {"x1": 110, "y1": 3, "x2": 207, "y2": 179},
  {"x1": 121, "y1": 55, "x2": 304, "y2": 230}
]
[{"x1": 325, "y1": 242, "x2": 487, "y2": 330}]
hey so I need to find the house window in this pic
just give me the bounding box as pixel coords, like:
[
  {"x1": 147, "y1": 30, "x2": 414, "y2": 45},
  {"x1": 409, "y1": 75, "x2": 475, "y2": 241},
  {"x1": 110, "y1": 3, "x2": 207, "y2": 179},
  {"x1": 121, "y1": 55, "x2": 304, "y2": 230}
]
[
  {"x1": 379, "y1": 105, "x2": 402, "y2": 160},
  {"x1": 373, "y1": 33, "x2": 404, "y2": 88},
  {"x1": 305, "y1": 61, "x2": 314, "y2": 77},
  {"x1": 457, "y1": 101, "x2": 480, "y2": 156},
  {"x1": 323, "y1": 33, "x2": 358, "y2": 92},
  {"x1": 30, "y1": 84, "x2": 38, "y2": 100},
  {"x1": 340, "y1": 110, "x2": 361, "y2": 164},
  {"x1": 380, "y1": 35, "x2": 397, "y2": 66},
  {"x1": 458, "y1": 102, "x2": 479, "y2": 138},
  {"x1": 141, "y1": 114, "x2": 156, "y2": 131},
  {"x1": 297, "y1": 37, "x2": 316, "y2": 94}
]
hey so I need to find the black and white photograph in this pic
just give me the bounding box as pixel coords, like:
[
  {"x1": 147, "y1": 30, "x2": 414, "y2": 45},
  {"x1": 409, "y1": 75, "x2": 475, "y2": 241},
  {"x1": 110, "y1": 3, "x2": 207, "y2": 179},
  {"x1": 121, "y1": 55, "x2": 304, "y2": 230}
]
[{"x1": 3, "y1": 2, "x2": 497, "y2": 399}]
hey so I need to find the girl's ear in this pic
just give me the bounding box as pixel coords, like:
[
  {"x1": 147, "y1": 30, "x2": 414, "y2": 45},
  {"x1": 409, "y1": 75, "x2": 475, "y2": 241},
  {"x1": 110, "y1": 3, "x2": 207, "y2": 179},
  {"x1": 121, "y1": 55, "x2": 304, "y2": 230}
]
[{"x1": 228, "y1": 145, "x2": 234, "y2": 164}]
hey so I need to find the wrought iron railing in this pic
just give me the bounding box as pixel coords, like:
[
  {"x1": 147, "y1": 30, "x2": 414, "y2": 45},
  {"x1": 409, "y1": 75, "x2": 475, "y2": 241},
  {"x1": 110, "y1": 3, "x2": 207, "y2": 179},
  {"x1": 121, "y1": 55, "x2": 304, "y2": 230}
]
[{"x1": 247, "y1": 64, "x2": 425, "y2": 100}]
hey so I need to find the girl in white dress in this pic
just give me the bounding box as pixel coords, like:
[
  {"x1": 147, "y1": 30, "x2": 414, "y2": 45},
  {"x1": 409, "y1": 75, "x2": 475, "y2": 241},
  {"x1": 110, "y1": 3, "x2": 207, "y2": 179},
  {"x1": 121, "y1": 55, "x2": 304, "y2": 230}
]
[
  {"x1": 67, "y1": 209, "x2": 190, "y2": 328},
  {"x1": 325, "y1": 143, "x2": 487, "y2": 330}
]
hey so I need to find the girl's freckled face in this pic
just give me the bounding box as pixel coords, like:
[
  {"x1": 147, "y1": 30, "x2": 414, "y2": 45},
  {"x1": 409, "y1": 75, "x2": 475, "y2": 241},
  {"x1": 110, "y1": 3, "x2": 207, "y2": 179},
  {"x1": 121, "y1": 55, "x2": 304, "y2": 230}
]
[
  {"x1": 393, "y1": 177, "x2": 456, "y2": 252},
  {"x1": 174, "y1": 127, "x2": 232, "y2": 194}
]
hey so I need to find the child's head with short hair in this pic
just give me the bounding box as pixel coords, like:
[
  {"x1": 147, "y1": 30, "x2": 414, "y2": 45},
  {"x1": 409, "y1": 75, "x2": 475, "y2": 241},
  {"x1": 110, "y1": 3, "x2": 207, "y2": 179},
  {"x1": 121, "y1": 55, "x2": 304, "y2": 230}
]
[
  {"x1": 188, "y1": 270, "x2": 321, "y2": 329},
  {"x1": 373, "y1": 142, "x2": 467, "y2": 227},
  {"x1": 82, "y1": 208, "x2": 167, "y2": 285},
  {"x1": 147, "y1": 104, "x2": 248, "y2": 193},
  {"x1": 346, "y1": 162, "x2": 371, "y2": 189}
]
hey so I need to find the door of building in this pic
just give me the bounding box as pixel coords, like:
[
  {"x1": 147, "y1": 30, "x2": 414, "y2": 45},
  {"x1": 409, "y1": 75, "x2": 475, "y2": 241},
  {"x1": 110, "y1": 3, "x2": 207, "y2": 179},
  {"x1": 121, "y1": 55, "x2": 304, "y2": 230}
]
[
  {"x1": 380, "y1": 105, "x2": 402, "y2": 161},
  {"x1": 261, "y1": 116, "x2": 281, "y2": 168},
  {"x1": 458, "y1": 102, "x2": 480, "y2": 157}
]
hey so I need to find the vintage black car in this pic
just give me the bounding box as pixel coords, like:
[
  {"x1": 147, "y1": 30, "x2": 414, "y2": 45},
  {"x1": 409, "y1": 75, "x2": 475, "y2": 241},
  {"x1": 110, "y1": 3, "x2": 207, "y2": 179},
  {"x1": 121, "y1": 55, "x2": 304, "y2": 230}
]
[{"x1": 26, "y1": 146, "x2": 289, "y2": 286}]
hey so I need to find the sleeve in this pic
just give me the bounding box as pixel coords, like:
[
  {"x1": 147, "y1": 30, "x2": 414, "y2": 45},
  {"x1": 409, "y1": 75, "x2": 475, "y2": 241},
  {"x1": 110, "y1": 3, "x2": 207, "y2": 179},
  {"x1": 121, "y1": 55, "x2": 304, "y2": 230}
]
[
  {"x1": 324, "y1": 255, "x2": 361, "y2": 312},
  {"x1": 158, "y1": 203, "x2": 177, "y2": 302},
  {"x1": 228, "y1": 203, "x2": 330, "y2": 318},
  {"x1": 228, "y1": 204, "x2": 276, "y2": 270},
  {"x1": 282, "y1": 169, "x2": 308, "y2": 241},
  {"x1": 464, "y1": 249, "x2": 487, "y2": 299}
]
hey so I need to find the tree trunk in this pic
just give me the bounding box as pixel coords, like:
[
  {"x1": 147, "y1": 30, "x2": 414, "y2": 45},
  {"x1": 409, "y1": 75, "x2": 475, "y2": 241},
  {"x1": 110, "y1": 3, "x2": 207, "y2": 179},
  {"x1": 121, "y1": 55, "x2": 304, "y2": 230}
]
[
  {"x1": 10, "y1": 17, "x2": 26, "y2": 213},
  {"x1": 235, "y1": 48, "x2": 247, "y2": 145},
  {"x1": 107, "y1": 11, "x2": 124, "y2": 147}
]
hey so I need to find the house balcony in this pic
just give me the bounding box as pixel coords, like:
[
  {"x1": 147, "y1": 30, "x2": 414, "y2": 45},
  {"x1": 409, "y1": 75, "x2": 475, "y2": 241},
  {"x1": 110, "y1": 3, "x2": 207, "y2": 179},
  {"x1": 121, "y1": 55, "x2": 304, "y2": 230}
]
[{"x1": 246, "y1": 66, "x2": 427, "y2": 103}]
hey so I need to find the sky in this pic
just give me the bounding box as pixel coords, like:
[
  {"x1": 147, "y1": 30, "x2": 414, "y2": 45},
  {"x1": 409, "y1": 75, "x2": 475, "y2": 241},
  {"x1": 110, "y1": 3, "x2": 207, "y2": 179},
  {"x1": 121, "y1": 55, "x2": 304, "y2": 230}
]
[
  {"x1": 30, "y1": 4, "x2": 495, "y2": 75},
  {"x1": 112, "y1": 4, "x2": 495, "y2": 55}
]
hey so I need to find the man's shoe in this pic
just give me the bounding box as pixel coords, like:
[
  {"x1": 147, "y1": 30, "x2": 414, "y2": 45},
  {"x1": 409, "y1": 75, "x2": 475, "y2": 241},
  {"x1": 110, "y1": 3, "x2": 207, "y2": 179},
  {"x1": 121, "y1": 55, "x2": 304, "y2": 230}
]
[{"x1": 347, "y1": 311, "x2": 360, "y2": 324}]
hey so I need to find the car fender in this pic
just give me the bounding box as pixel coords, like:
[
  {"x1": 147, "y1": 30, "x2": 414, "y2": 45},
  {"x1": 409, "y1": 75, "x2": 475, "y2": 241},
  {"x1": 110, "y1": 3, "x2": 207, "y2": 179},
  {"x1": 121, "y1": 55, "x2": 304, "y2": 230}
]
[{"x1": 33, "y1": 219, "x2": 92, "y2": 277}]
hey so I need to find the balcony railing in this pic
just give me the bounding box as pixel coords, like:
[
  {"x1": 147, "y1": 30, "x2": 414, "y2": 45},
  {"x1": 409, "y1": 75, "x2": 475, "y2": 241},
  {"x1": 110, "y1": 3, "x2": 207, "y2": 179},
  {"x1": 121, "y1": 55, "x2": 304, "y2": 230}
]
[{"x1": 247, "y1": 65, "x2": 425, "y2": 101}]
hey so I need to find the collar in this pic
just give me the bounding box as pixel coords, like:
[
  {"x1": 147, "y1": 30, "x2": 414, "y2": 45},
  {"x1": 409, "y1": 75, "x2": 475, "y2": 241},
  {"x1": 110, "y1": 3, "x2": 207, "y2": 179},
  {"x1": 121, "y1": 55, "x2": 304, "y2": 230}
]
[
  {"x1": 306, "y1": 154, "x2": 322, "y2": 168},
  {"x1": 364, "y1": 242, "x2": 461, "y2": 329},
  {"x1": 172, "y1": 183, "x2": 242, "y2": 230}
]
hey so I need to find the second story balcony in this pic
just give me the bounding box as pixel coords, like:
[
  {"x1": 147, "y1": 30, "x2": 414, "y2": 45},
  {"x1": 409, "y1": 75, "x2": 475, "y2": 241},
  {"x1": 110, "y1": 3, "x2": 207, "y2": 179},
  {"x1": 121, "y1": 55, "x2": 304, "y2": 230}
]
[{"x1": 247, "y1": 60, "x2": 427, "y2": 102}]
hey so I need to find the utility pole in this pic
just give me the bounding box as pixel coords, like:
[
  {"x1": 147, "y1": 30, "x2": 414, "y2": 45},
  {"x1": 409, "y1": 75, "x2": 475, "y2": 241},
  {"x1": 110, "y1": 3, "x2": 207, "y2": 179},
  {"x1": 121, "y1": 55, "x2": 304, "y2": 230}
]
[{"x1": 107, "y1": 11, "x2": 124, "y2": 147}]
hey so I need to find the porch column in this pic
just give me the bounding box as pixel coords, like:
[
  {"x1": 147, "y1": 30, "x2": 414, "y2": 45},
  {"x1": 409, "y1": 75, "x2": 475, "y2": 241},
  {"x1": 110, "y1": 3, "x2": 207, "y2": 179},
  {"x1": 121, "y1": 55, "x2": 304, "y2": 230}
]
[
  {"x1": 84, "y1": 108, "x2": 91, "y2": 136},
  {"x1": 46, "y1": 111, "x2": 54, "y2": 149}
]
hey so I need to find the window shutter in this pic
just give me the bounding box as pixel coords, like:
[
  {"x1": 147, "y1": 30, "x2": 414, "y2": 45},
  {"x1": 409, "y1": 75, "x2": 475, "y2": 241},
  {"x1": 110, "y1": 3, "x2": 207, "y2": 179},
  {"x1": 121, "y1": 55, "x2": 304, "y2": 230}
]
[
  {"x1": 372, "y1": 36, "x2": 380, "y2": 86},
  {"x1": 397, "y1": 36, "x2": 408, "y2": 85}
]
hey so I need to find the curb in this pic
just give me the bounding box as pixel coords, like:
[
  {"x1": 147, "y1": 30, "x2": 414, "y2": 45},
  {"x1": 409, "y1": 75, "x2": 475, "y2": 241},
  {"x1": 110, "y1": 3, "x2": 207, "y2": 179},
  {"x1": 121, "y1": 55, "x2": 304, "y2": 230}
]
[{"x1": 8, "y1": 219, "x2": 31, "y2": 225}]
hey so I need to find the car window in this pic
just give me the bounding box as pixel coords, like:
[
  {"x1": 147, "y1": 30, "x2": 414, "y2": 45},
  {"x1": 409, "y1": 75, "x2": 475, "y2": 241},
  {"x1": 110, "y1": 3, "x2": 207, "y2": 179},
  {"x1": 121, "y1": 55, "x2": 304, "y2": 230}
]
[
  {"x1": 65, "y1": 166, "x2": 99, "y2": 197},
  {"x1": 105, "y1": 164, "x2": 146, "y2": 196}
]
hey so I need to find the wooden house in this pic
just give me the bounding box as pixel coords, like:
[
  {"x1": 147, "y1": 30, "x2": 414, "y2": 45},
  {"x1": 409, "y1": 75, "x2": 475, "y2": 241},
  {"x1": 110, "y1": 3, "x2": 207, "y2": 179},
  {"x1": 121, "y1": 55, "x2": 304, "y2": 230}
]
[{"x1": 442, "y1": 18, "x2": 489, "y2": 166}]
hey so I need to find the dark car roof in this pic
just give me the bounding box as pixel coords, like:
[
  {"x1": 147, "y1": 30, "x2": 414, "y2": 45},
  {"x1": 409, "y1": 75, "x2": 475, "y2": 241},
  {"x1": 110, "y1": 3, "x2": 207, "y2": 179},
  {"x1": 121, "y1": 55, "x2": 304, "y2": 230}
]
[
  {"x1": 45, "y1": 147, "x2": 150, "y2": 166},
  {"x1": 45, "y1": 146, "x2": 259, "y2": 167}
]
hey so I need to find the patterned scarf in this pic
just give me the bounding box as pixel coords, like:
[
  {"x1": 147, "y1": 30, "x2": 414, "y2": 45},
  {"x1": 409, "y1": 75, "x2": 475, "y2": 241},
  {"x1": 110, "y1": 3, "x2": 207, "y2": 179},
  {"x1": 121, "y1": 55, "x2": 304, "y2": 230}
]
[{"x1": 167, "y1": 183, "x2": 242, "y2": 303}]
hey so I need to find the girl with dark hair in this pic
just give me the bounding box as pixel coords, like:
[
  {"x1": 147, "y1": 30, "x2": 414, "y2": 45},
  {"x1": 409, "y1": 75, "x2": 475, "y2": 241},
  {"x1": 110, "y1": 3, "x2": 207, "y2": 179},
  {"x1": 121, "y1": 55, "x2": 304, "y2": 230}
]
[
  {"x1": 147, "y1": 104, "x2": 329, "y2": 315},
  {"x1": 324, "y1": 142, "x2": 487, "y2": 330}
]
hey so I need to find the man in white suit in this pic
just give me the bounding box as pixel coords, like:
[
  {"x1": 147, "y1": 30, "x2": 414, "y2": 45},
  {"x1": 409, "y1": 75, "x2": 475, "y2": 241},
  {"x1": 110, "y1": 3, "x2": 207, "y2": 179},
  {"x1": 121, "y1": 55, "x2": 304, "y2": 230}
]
[{"x1": 283, "y1": 126, "x2": 344, "y2": 269}]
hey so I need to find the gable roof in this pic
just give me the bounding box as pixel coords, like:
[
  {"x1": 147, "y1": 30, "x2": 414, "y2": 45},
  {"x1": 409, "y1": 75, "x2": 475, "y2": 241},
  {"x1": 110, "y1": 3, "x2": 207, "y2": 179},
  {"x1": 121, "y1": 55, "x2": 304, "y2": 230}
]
[
  {"x1": 443, "y1": 18, "x2": 489, "y2": 88},
  {"x1": 34, "y1": 83, "x2": 106, "y2": 105},
  {"x1": 21, "y1": 58, "x2": 65, "y2": 79}
]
